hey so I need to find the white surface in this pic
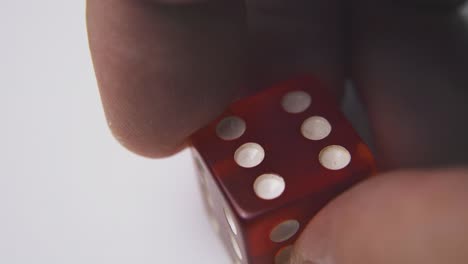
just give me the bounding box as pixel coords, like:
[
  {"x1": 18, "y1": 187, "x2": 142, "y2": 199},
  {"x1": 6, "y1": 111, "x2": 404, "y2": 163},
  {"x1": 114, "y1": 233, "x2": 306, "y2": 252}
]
[
  {"x1": 0, "y1": 1, "x2": 229, "y2": 264},
  {"x1": 5, "y1": 2, "x2": 465, "y2": 264}
]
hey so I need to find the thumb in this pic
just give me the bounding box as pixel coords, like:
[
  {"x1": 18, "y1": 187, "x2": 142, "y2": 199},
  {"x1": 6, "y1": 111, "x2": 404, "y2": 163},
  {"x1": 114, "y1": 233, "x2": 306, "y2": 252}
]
[{"x1": 290, "y1": 169, "x2": 468, "y2": 264}]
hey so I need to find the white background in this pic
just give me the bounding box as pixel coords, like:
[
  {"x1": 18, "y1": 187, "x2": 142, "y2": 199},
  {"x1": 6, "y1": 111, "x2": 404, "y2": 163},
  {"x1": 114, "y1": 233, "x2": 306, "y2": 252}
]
[
  {"x1": 0, "y1": 1, "x2": 229, "y2": 263},
  {"x1": 2, "y1": 1, "x2": 467, "y2": 264}
]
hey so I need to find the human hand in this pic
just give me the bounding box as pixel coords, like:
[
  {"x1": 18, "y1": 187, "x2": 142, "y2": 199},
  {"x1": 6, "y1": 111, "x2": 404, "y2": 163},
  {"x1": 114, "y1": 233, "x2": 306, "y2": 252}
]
[{"x1": 87, "y1": 1, "x2": 468, "y2": 263}]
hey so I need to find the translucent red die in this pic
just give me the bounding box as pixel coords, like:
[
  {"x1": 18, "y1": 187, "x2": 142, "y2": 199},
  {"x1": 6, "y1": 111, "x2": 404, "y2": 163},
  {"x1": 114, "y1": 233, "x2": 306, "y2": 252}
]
[{"x1": 190, "y1": 75, "x2": 376, "y2": 264}]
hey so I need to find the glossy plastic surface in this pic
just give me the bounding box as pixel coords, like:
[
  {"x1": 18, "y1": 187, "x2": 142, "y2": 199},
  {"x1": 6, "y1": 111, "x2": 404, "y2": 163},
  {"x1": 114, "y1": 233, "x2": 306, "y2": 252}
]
[{"x1": 191, "y1": 75, "x2": 376, "y2": 264}]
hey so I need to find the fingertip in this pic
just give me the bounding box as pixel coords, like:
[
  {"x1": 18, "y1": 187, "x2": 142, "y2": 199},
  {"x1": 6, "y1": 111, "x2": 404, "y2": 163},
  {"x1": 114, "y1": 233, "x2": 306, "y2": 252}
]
[
  {"x1": 393, "y1": 0, "x2": 467, "y2": 11},
  {"x1": 293, "y1": 169, "x2": 468, "y2": 264},
  {"x1": 101, "y1": 88, "x2": 235, "y2": 158},
  {"x1": 109, "y1": 127, "x2": 187, "y2": 158},
  {"x1": 350, "y1": 2, "x2": 468, "y2": 169},
  {"x1": 87, "y1": 0, "x2": 246, "y2": 158}
]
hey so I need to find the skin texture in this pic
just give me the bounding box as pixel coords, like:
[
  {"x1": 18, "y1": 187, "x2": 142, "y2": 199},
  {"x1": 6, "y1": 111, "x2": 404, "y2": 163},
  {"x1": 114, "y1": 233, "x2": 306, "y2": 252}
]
[
  {"x1": 87, "y1": 1, "x2": 468, "y2": 263},
  {"x1": 290, "y1": 169, "x2": 468, "y2": 264}
]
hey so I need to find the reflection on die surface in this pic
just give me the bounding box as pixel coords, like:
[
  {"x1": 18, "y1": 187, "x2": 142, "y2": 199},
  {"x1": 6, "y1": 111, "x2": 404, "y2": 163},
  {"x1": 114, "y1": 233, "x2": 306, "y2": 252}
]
[{"x1": 191, "y1": 75, "x2": 376, "y2": 264}]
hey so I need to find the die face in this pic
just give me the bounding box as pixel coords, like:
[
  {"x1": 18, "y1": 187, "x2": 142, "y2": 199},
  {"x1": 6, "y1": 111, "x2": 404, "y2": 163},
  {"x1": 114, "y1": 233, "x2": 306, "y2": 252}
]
[
  {"x1": 191, "y1": 75, "x2": 375, "y2": 218},
  {"x1": 191, "y1": 75, "x2": 376, "y2": 264},
  {"x1": 192, "y1": 148, "x2": 248, "y2": 263}
]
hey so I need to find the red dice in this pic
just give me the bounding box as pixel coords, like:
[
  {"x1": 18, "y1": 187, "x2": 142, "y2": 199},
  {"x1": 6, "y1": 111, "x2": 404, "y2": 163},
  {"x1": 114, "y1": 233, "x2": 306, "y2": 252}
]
[{"x1": 191, "y1": 75, "x2": 376, "y2": 264}]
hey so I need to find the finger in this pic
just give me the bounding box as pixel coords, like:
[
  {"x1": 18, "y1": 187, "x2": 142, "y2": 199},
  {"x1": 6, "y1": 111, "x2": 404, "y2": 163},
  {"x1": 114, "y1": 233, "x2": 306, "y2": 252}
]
[
  {"x1": 87, "y1": 0, "x2": 246, "y2": 157},
  {"x1": 245, "y1": 0, "x2": 345, "y2": 97},
  {"x1": 351, "y1": 1, "x2": 468, "y2": 169},
  {"x1": 291, "y1": 168, "x2": 468, "y2": 264},
  {"x1": 395, "y1": 0, "x2": 467, "y2": 10}
]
